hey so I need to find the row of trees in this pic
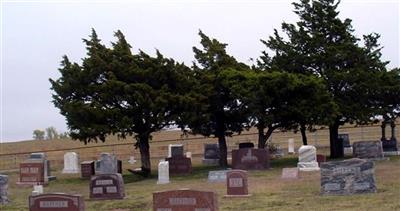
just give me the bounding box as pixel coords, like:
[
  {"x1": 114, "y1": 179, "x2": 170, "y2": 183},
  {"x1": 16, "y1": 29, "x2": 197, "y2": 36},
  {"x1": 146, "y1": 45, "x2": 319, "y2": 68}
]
[
  {"x1": 50, "y1": 0, "x2": 400, "y2": 176},
  {"x1": 32, "y1": 127, "x2": 69, "y2": 140}
]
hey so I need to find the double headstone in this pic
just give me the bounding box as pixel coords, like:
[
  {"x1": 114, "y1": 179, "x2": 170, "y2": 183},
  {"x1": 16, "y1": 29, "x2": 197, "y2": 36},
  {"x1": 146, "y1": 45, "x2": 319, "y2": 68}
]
[
  {"x1": 18, "y1": 159, "x2": 47, "y2": 186},
  {"x1": 157, "y1": 160, "x2": 170, "y2": 184},
  {"x1": 231, "y1": 148, "x2": 269, "y2": 170},
  {"x1": 28, "y1": 153, "x2": 54, "y2": 181},
  {"x1": 225, "y1": 170, "x2": 250, "y2": 197},
  {"x1": 353, "y1": 141, "x2": 384, "y2": 160},
  {"x1": 90, "y1": 173, "x2": 125, "y2": 200},
  {"x1": 297, "y1": 145, "x2": 320, "y2": 171},
  {"x1": 0, "y1": 175, "x2": 9, "y2": 204},
  {"x1": 29, "y1": 193, "x2": 84, "y2": 211},
  {"x1": 62, "y1": 152, "x2": 80, "y2": 174},
  {"x1": 202, "y1": 143, "x2": 220, "y2": 165},
  {"x1": 321, "y1": 158, "x2": 376, "y2": 195},
  {"x1": 153, "y1": 189, "x2": 218, "y2": 211}
]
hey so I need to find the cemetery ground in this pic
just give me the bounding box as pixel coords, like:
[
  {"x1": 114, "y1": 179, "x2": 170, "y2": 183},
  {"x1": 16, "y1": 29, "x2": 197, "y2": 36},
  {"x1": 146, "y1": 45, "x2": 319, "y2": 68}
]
[{"x1": 0, "y1": 152, "x2": 399, "y2": 210}]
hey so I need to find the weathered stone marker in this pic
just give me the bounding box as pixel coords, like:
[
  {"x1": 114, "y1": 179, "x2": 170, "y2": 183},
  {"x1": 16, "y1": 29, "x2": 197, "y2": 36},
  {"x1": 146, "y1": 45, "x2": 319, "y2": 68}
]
[
  {"x1": 297, "y1": 145, "x2": 320, "y2": 171},
  {"x1": 62, "y1": 152, "x2": 80, "y2": 174},
  {"x1": 0, "y1": 175, "x2": 10, "y2": 204},
  {"x1": 232, "y1": 148, "x2": 269, "y2": 170},
  {"x1": 225, "y1": 170, "x2": 250, "y2": 197},
  {"x1": 153, "y1": 189, "x2": 218, "y2": 211},
  {"x1": 208, "y1": 170, "x2": 228, "y2": 183},
  {"x1": 157, "y1": 160, "x2": 170, "y2": 184},
  {"x1": 90, "y1": 173, "x2": 125, "y2": 200},
  {"x1": 320, "y1": 158, "x2": 377, "y2": 195},
  {"x1": 202, "y1": 143, "x2": 220, "y2": 165},
  {"x1": 281, "y1": 168, "x2": 299, "y2": 180},
  {"x1": 29, "y1": 193, "x2": 84, "y2": 211},
  {"x1": 97, "y1": 153, "x2": 119, "y2": 174},
  {"x1": 353, "y1": 141, "x2": 384, "y2": 160}
]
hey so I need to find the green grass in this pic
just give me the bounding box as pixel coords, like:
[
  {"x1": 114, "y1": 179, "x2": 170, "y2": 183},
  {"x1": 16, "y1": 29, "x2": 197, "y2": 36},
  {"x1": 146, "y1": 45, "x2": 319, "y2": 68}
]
[{"x1": 1, "y1": 156, "x2": 400, "y2": 211}]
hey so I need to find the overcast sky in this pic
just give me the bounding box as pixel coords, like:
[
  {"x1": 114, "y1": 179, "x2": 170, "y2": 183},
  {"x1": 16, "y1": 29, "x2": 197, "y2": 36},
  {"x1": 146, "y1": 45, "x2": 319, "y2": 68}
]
[{"x1": 1, "y1": 0, "x2": 399, "y2": 143}]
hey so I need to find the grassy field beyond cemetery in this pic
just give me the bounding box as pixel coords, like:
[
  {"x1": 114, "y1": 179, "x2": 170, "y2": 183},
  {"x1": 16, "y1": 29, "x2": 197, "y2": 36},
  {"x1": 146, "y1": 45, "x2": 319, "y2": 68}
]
[{"x1": 1, "y1": 155, "x2": 399, "y2": 211}]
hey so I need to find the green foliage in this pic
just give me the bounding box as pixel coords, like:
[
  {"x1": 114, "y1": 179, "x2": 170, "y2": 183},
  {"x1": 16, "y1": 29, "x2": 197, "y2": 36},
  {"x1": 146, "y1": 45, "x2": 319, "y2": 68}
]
[
  {"x1": 32, "y1": 129, "x2": 45, "y2": 140},
  {"x1": 45, "y1": 126, "x2": 59, "y2": 140}
]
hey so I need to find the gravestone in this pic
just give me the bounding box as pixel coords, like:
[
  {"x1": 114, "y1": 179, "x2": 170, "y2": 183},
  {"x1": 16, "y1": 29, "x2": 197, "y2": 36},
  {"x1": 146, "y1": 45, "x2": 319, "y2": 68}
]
[
  {"x1": 0, "y1": 175, "x2": 9, "y2": 204},
  {"x1": 28, "y1": 153, "x2": 53, "y2": 180},
  {"x1": 17, "y1": 160, "x2": 47, "y2": 186},
  {"x1": 62, "y1": 152, "x2": 80, "y2": 174},
  {"x1": 288, "y1": 138, "x2": 295, "y2": 154},
  {"x1": 208, "y1": 170, "x2": 228, "y2": 183},
  {"x1": 29, "y1": 193, "x2": 84, "y2": 211},
  {"x1": 297, "y1": 145, "x2": 320, "y2": 171},
  {"x1": 97, "y1": 153, "x2": 119, "y2": 174},
  {"x1": 166, "y1": 156, "x2": 192, "y2": 175},
  {"x1": 225, "y1": 170, "x2": 250, "y2": 197},
  {"x1": 321, "y1": 158, "x2": 376, "y2": 195},
  {"x1": 81, "y1": 161, "x2": 95, "y2": 179},
  {"x1": 238, "y1": 142, "x2": 254, "y2": 149},
  {"x1": 338, "y1": 134, "x2": 351, "y2": 147},
  {"x1": 317, "y1": 154, "x2": 326, "y2": 167},
  {"x1": 281, "y1": 168, "x2": 299, "y2": 180},
  {"x1": 33, "y1": 185, "x2": 43, "y2": 195},
  {"x1": 353, "y1": 141, "x2": 384, "y2": 160},
  {"x1": 157, "y1": 161, "x2": 170, "y2": 184},
  {"x1": 153, "y1": 189, "x2": 218, "y2": 211},
  {"x1": 168, "y1": 144, "x2": 184, "y2": 158},
  {"x1": 232, "y1": 148, "x2": 269, "y2": 170},
  {"x1": 90, "y1": 173, "x2": 125, "y2": 200},
  {"x1": 202, "y1": 143, "x2": 220, "y2": 165}
]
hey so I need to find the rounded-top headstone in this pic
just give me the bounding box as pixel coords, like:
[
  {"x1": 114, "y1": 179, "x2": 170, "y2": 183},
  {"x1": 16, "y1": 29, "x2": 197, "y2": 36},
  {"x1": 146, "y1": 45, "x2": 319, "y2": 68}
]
[{"x1": 298, "y1": 145, "x2": 317, "y2": 163}]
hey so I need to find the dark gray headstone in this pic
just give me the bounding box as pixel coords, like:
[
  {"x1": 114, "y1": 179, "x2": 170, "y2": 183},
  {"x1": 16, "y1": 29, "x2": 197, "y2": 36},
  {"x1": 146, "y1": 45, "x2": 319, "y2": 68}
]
[
  {"x1": 338, "y1": 134, "x2": 351, "y2": 148},
  {"x1": 321, "y1": 158, "x2": 376, "y2": 195},
  {"x1": 204, "y1": 144, "x2": 220, "y2": 159},
  {"x1": 171, "y1": 145, "x2": 184, "y2": 158},
  {"x1": 0, "y1": 175, "x2": 9, "y2": 204},
  {"x1": 238, "y1": 142, "x2": 254, "y2": 149},
  {"x1": 353, "y1": 141, "x2": 384, "y2": 160},
  {"x1": 97, "y1": 153, "x2": 118, "y2": 174}
]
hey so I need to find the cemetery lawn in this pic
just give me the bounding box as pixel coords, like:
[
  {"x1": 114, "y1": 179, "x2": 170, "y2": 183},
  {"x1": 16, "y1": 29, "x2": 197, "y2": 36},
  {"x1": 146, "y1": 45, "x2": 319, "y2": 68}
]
[{"x1": 1, "y1": 155, "x2": 400, "y2": 211}]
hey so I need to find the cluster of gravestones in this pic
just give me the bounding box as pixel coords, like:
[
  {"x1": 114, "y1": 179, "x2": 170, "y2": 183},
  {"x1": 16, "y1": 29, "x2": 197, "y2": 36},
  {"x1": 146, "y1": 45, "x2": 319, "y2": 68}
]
[{"x1": 0, "y1": 134, "x2": 397, "y2": 210}]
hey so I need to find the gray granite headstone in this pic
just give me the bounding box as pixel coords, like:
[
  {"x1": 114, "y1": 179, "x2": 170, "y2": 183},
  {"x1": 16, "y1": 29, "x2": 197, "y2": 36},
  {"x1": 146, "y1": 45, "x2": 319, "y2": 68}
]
[
  {"x1": 98, "y1": 153, "x2": 118, "y2": 174},
  {"x1": 338, "y1": 134, "x2": 351, "y2": 148},
  {"x1": 208, "y1": 170, "x2": 228, "y2": 183},
  {"x1": 353, "y1": 141, "x2": 384, "y2": 160},
  {"x1": 204, "y1": 144, "x2": 220, "y2": 159},
  {"x1": 0, "y1": 175, "x2": 9, "y2": 204},
  {"x1": 321, "y1": 158, "x2": 376, "y2": 195}
]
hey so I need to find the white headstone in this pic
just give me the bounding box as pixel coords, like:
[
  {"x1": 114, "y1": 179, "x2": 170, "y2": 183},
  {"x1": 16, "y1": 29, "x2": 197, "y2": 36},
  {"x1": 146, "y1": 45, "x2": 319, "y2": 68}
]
[
  {"x1": 62, "y1": 152, "x2": 80, "y2": 174},
  {"x1": 33, "y1": 185, "x2": 43, "y2": 194},
  {"x1": 288, "y1": 138, "x2": 295, "y2": 154},
  {"x1": 157, "y1": 161, "x2": 170, "y2": 184},
  {"x1": 186, "y1": 152, "x2": 192, "y2": 159},
  {"x1": 297, "y1": 145, "x2": 320, "y2": 171}
]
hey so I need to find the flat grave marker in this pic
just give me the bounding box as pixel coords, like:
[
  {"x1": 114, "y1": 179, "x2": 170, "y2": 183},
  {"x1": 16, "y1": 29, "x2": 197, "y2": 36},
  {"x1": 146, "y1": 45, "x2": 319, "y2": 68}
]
[
  {"x1": 29, "y1": 193, "x2": 84, "y2": 211},
  {"x1": 153, "y1": 189, "x2": 218, "y2": 211}
]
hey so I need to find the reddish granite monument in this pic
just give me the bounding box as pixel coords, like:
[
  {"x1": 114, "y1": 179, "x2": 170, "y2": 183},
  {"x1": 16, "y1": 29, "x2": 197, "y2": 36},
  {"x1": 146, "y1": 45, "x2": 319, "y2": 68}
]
[
  {"x1": 225, "y1": 170, "x2": 250, "y2": 197},
  {"x1": 81, "y1": 161, "x2": 95, "y2": 179},
  {"x1": 29, "y1": 193, "x2": 84, "y2": 211},
  {"x1": 231, "y1": 148, "x2": 269, "y2": 170},
  {"x1": 17, "y1": 160, "x2": 47, "y2": 186},
  {"x1": 89, "y1": 173, "x2": 125, "y2": 200},
  {"x1": 153, "y1": 189, "x2": 218, "y2": 211}
]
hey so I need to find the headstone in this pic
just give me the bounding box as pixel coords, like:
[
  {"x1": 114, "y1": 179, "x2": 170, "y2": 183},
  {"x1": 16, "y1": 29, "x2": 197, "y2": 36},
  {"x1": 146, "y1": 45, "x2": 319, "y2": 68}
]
[
  {"x1": 238, "y1": 142, "x2": 254, "y2": 149},
  {"x1": 202, "y1": 144, "x2": 220, "y2": 165},
  {"x1": 128, "y1": 156, "x2": 136, "y2": 164},
  {"x1": 317, "y1": 154, "x2": 326, "y2": 166},
  {"x1": 168, "y1": 144, "x2": 184, "y2": 158},
  {"x1": 81, "y1": 161, "x2": 95, "y2": 179},
  {"x1": 97, "y1": 153, "x2": 118, "y2": 174},
  {"x1": 157, "y1": 161, "x2": 170, "y2": 184},
  {"x1": 297, "y1": 145, "x2": 320, "y2": 171},
  {"x1": 62, "y1": 152, "x2": 80, "y2": 174},
  {"x1": 208, "y1": 170, "x2": 228, "y2": 183},
  {"x1": 166, "y1": 157, "x2": 192, "y2": 175},
  {"x1": 231, "y1": 148, "x2": 269, "y2": 170},
  {"x1": 29, "y1": 193, "x2": 84, "y2": 211},
  {"x1": 225, "y1": 170, "x2": 250, "y2": 197},
  {"x1": 321, "y1": 158, "x2": 377, "y2": 195},
  {"x1": 185, "y1": 152, "x2": 192, "y2": 159},
  {"x1": 90, "y1": 173, "x2": 125, "y2": 200},
  {"x1": 17, "y1": 160, "x2": 47, "y2": 186},
  {"x1": 33, "y1": 185, "x2": 43, "y2": 195},
  {"x1": 353, "y1": 141, "x2": 384, "y2": 160},
  {"x1": 344, "y1": 147, "x2": 353, "y2": 156},
  {"x1": 281, "y1": 168, "x2": 299, "y2": 180},
  {"x1": 338, "y1": 134, "x2": 351, "y2": 147},
  {"x1": 153, "y1": 189, "x2": 218, "y2": 211},
  {"x1": 288, "y1": 138, "x2": 295, "y2": 154},
  {"x1": 0, "y1": 175, "x2": 9, "y2": 204},
  {"x1": 28, "y1": 153, "x2": 55, "y2": 181}
]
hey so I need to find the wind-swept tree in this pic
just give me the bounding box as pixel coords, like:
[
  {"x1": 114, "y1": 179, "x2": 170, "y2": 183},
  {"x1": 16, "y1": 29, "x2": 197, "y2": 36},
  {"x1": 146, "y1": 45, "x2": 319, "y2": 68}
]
[
  {"x1": 50, "y1": 29, "x2": 193, "y2": 176},
  {"x1": 260, "y1": 0, "x2": 389, "y2": 157}
]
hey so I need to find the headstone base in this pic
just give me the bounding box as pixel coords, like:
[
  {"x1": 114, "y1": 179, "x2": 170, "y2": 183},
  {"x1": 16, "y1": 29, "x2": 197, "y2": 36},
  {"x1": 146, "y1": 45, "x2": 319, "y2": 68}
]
[
  {"x1": 298, "y1": 162, "x2": 320, "y2": 171},
  {"x1": 383, "y1": 151, "x2": 400, "y2": 156},
  {"x1": 62, "y1": 169, "x2": 80, "y2": 174},
  {"x1": 202, "y1": 159, "x2": 219, "y2": 165},
  {"x1": 157, "y1": 180, "x2": 170, "y2": 184},
  {"x1": 344, "y1": 147, "x2": 353, "y2": 156},
  {"x1": 224, "y1": 194, "x2": 252, "y2": 198}
]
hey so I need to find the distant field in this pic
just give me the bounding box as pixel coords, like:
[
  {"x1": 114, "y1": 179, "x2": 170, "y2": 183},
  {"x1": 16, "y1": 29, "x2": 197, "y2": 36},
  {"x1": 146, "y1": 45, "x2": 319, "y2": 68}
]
[{"x1": 0, "y1": 122, "x2": 398, "y2": 171}]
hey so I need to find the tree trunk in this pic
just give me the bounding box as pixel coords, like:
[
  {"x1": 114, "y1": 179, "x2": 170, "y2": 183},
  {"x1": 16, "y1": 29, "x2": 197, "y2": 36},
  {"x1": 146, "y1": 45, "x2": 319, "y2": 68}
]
[
  {"x1": 257, "y1": 125, "x2": 265, "y2": 149},
  {"x1": 138, "y1": 133, "x2": 151, "y2": 177},
  {"x1": 217, "y1": 132, "x2": 228, "y2": 167},
  {"x1": 381, "y1": 122, "x2": 386, "y2": 141},
  {"x1": 329, "y1": 122, "x2": 342, "y2": 158},
  {"x1": 300, "y1": 123, "x2": 308, "y2": 145},
  {"x1": 390, "y1": 121, "x2": 396, "y2": 141},
  {"x1": 259, "y1": 126, "x2": 275, "y2": 149}
]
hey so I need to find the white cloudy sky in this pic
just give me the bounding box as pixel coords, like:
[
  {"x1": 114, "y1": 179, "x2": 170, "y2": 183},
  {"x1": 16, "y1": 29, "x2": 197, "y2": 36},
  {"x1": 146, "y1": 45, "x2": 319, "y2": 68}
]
[{"x1": 1, "y1": 0, "x2": 399, "y2": 143}]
